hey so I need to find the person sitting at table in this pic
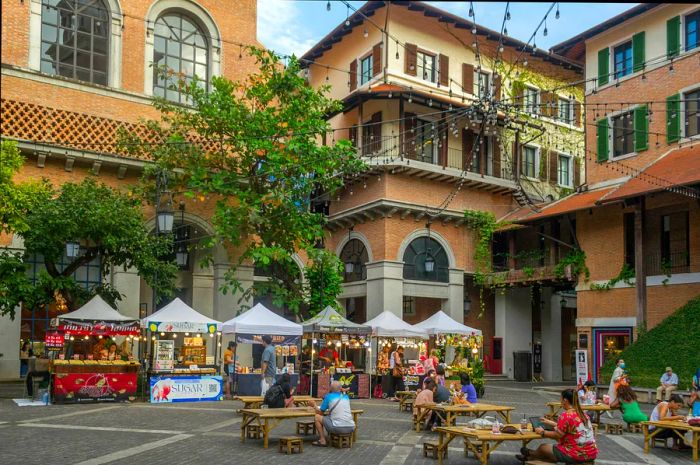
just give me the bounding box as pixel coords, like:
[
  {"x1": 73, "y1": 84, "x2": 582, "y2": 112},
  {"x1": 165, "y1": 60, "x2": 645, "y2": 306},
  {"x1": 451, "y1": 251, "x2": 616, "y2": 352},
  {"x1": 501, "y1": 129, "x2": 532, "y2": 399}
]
[
  {"x1": 657, "y1": 367, "x2": 679, "y2": 402},
  {"x1": 311, "y1": 380, "x2": 355, "y2": 447},
  {"x1": 516, "y1": 388, "x2": 597, "y2": 464},
  {"x1": 577, "y1": 380, "x2": 596, "y2": 405},
  {"x1": 435, "y1": 365, "x2": 446, "y2": 387},
  {"x1": 649, "y1": 394, "x2": 688, "y2": 450},
  {"x1": 610, "y1": 384, "x2": 648, "y2": 426},
  {"x1": 263, "y1": 373, "x2": 295, "y2": 408},
  {"x1": 688, "y1": 368, "x2": 700, "y2": 415},
  {"x1": 460, "y1": 372, "x2": 478, "y2": 403},
  {"x1": 414, "y1": 378, "x2": 437, "y2": 431},
  {"x1": 428, "y1": 381, "x2": 452, "y2": 430}
]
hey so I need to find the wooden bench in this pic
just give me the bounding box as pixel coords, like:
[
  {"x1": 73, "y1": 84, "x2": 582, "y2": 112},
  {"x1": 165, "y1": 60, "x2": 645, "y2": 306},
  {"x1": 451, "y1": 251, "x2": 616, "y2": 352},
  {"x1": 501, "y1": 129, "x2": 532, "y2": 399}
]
[
  {"x1": 330, "y1": 432, "x2": 353, "y2": 448},
  {"x1": 423, "y1": 441, "x2": 447, "y2": 459},
  {"x1": 592, "y1": 423, "x2": 599, "y2": 435},
  {"x1": 278, "y1": 436, "x2": 303, "y2": 454},
  {"x1": 402, "y1": 399, "x2": 414, "y2": 412},
  {"x1": 604, "y1": 423, "x2": 624, "y2": 435},
  {"x1": 245, "y1": 424, "x2": 263, "y2": 439},
  {"x1": 296, "y1": 420, "x2": 316, "y2": 435},
  {"x1": 595, "y1": 386, "x2": 691, "y2": 404},
  {"x1": 628, "y1": 423, "x2": 643, "y2": 433}
]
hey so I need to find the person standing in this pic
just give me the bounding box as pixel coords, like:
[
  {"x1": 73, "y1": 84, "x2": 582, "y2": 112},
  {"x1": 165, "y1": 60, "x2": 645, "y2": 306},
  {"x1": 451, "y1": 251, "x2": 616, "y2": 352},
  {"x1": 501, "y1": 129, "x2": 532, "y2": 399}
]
[
  {"x1": 223, "y1": 341, "x2": 237, "y2": 399},
  {"x1": 607, "y1": 359, "x2": 626, "y2": 404},
  {"x1": 260, "y1": 335, "x2": 277, "y2": 396},
  {"x1": 656, "y1": 367, "x2": 679, "y2": 402},
  {"x1": 19, "y1": 342, "x2": 32, "y2": 378},
  {"x1": 389, "y1": 346, "x2": 404, "y2": 399}
]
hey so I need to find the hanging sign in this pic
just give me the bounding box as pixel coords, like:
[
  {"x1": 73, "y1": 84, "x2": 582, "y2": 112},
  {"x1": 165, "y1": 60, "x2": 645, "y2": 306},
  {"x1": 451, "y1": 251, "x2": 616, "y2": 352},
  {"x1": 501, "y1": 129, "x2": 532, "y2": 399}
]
[
  {"x1": 146, "y1": 321, "x2": 218, "y2": 334},
  {"x1": 55, "y1": 319, "x2": 140, "y2": 336},
  {"x1": 154, "y1": 340, "x2": 175, "y2": 372},
  {"x1": 45, "y1": 331, "x2": 65, "y2": 349},
  {"x1": 235, "y1": 334, "x2": 301, "y2": 345},
  {"x1": 575, "y1": 350, "x2": 589, "y2": 385}
]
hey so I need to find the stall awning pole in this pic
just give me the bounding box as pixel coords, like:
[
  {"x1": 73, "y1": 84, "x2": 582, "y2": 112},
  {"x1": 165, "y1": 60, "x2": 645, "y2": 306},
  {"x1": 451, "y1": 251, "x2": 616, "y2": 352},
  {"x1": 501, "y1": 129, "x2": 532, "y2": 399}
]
[{"x1": 310, "y1": 332, "x2": 314, "y2": 397}]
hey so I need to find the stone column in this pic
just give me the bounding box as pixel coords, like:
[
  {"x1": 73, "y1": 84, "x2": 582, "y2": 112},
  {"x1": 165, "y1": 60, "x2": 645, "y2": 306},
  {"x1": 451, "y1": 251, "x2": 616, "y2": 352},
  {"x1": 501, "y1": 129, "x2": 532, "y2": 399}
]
[
  {"x1": 494, "y1": 287, "x2": 532, "y2": 379},
  {"x1": 111, "y1": 267, "x2": 141, "y2": 319},
  {"x1": 0, "y1": 307, "x2": 21, "y2": 378},
  {"x1": 445, "y1": 268, "x2": 465, "y2": 323},
  {"x1": 541, "y1": 288, "x2": 563, "y2": 382},
  {"x1": 365, "y1": 260, "x2": 404, "y2": 320}
]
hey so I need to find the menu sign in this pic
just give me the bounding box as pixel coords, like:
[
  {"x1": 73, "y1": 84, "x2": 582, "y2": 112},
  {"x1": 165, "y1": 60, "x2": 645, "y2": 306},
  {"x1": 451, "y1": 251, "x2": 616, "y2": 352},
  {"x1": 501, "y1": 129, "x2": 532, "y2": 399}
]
[
  {"x1": 45, "y1": 331, "x2": 65, "y2": 350},
  {"x1": 155, "y1": 340, "x2": 175, "y2": 372}
]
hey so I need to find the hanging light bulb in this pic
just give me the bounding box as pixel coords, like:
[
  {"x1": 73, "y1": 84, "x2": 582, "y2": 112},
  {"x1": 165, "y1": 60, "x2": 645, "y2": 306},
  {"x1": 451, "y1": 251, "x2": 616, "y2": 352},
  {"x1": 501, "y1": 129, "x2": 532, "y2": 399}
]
[
  {"x1": 543, "y1": 22, "x2": 548, "y2": 37},
  {"x1": 555, "y1": 4, "x2": 560, "y2": 19},
  {"x1": 523, "y1": 59, "x2": 528, "y2": 67},
  {"x1": 363, "y1": 28, "x2": 368, "y2": 38},
  {"x1": 506, "y1": 11, "x2": 511, "y2": 21},
  {"x1": 469, "y1": 5, "x2": 474, "y2": 17},
  {"x1": 345, "y1": 18, "x2": 350, "y2": 27},
  {"x1": 471, "y1": 27, "x2": 477, "y2": 35},
  {"x1": 326, "y1": 1, "x2": 331, "y2": 11},
  {"x1": 504, "y1": 27, "x2": 508, "y2": 36}
]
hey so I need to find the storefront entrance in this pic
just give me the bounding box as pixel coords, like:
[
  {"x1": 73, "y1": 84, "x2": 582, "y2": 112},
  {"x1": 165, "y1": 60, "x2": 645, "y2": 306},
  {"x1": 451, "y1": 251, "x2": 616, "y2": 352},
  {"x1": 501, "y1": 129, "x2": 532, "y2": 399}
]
[{"x1": 592, "y1": 327, "x2": 632, "y2": 383}]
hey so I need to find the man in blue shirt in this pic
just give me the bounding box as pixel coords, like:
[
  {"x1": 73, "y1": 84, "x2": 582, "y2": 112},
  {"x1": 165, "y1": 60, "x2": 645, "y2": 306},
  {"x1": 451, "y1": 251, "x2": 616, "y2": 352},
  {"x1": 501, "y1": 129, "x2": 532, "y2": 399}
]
[
  {"x1": 260, "y1": 335, "x2": 277, "y2": 396},
  {"x1": 311, "y1": 381, "x2": 355, "y2": 447},
  {"x1": 656, "y1": 366, "x2": 679, "y2": 402}
]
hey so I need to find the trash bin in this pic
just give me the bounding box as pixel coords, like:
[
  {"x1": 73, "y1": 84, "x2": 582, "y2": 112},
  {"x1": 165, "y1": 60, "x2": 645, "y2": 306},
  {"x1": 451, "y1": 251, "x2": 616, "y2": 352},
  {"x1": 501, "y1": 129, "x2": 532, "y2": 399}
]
[{"x1": 513, "y1": 351, "x2": 532, "y2": 382}]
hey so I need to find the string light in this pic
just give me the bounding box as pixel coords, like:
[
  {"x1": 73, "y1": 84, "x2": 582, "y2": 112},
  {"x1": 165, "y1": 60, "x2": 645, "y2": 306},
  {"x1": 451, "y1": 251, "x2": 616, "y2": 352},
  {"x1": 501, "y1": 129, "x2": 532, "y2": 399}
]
[{"x1": 363, "y1": 28, "x2": 368, "y2": 38}]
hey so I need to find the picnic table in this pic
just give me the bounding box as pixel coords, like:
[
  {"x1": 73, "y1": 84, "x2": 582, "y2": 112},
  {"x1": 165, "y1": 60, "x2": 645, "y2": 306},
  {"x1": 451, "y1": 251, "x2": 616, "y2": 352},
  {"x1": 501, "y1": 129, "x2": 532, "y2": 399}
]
[
  {"x1": 546, "y1": 401, "x2": 611, "y2": 424},
  {"x1": 396, "y1": 390, "x2": 416, "y2": 411},
  {"x1": 642, "y1": 420, "x2": 700, "y2": 462},
  {"x1": 240, "y1": 406, "x2": 364, "y2": 448},
  {"x1": 434, "y1": 424, "x2": 541, "y2": 465},
  {"x1": 233, "y1": 395, "x2": 321, "y2": 409},
  {"x1": 413, "y1": 403, "x2": 514, "y2": 432}
]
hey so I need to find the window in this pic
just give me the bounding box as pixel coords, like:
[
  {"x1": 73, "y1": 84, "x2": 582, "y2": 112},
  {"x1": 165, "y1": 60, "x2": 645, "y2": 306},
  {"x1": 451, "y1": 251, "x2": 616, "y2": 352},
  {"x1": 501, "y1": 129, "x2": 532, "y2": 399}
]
[
  {"x1": 558, "y1": 98, "x2": 573, "y2": 124},
  {"x1": 360, "y1": 55, "x2": 373, "y2": 85},
  {"x1": 686, "y1": 10, "x2": 700, "y2": 51},
  {"x1": 685, "y1": 89, "x2": 700, "y2": 138},
  {"x1": 402, "y1": 296, "x2": 416, "y2": 316},
  {"x1": 153, "y1": 13, "x2": 208, "y2": 103},
  {"x1": 414, "y1": 119, "x2": 436, "y2": 163},
  {"x1": 612, "y1": 111, "x2": 634, "y2": 157},
  {"x1": 40, "y1": 0, "x2": 110, "y2": 85},
  {"x1": 557, "y1": 154, "x2": 573, "y2": 187},
  {"x1": 524, "y1": 87, "x2": 539, "y2": 114},
  {"x1": 474, "y1": 70, "x2": 490, "y2": 98},
  {"x1": 402, "y1": 237, "x2": 449, "y2": 282},
  {"x1": 417, "y1": 51, "x2": 436, "y2": 83},
  {"x1": 656, "y1": 211, "x2": 689, "y2": 274},
  {"x1": 340, "y1": 239, "x2": 368, "y2": 282},
  {"x1": 522, "y1": 146, "x2": 538, "y2": 178},
  {"x1": 613, "y1": 41, "x2": 633, "y2": 79}
]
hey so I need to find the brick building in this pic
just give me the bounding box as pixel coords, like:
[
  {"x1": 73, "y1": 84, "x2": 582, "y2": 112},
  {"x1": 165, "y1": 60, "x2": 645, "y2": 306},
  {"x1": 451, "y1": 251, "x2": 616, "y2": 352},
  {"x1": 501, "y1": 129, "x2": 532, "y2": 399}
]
[
  {"x1": 511, "y1": 3, "x2": 700, "y2": 382},
  {"x1": 0, "y1": 0, "x2": 263, "y2": 377},
  {"x1": 302, "y1": 1, "x2": 586, "y2": 380}
]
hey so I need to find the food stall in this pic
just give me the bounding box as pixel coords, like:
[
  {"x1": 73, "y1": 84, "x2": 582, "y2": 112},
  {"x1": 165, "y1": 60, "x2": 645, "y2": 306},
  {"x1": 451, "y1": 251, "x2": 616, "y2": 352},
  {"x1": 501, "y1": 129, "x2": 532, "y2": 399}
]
[
  {"x1": 222, "y1": 303, "x2": 303, "y2": 395},
  {"x1": 414, "y1": 310, "x2": 483, "y2": 392},
  {"x1": 364, "y1": 311, "x2": 428, "y2": 393},
  {"x1": 302, "y1": 306, "x2": 372, "y2": 398},
  {"x1": 141, "y1": 298, "x2": 224, "y2": 403},
  {"x1": 50, "y1": 295, "x2": 141, "y2": 403}
]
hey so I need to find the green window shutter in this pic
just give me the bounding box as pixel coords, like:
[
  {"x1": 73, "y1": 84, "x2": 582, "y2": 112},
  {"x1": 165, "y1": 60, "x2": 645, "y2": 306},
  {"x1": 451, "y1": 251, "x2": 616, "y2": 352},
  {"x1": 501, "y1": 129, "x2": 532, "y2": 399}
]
[
  {"x1": 666, "y1": 93, "x2": 681, "y2": 143},
  {"x1": 597, "y1": 48, "x2": 609, "y2": 86},
  {"x1": 634, "y1": 105, "x2": 649, "y2": 152},
  {"x1": 632, "y1": 31, "x2": 645, "y2": 73},
  {"x1": 667, "y1": 16, "x2": 681, "y2": 58},
  {"x1": 597, "y1": 118, "x2": 609, "y2": 162}
]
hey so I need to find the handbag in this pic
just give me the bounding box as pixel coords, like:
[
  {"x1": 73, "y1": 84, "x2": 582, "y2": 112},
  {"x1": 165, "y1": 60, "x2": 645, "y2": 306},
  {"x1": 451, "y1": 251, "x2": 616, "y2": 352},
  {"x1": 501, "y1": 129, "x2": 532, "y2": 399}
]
[
  {"x1": 392, "y1": 366, "x2": 403, "y2": 377},
  {"x1": 500, "y1": 425, "x2": 519, "y2": 434}
]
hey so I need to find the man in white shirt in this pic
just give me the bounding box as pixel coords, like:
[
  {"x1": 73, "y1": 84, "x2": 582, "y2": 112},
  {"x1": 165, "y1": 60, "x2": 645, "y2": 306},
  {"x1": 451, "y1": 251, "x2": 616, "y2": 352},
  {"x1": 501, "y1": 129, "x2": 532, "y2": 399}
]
[{"x1": 656, "y1": 367, "x2": 679, "y2": 402}]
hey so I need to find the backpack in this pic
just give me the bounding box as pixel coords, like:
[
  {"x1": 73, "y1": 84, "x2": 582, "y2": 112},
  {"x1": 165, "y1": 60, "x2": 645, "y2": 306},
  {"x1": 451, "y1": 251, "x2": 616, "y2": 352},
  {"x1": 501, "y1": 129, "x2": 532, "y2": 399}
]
[
  {"x1": 263, "y1": 384, "x2": 285, "y2": 408},
  {"x1": 373, "y1": 384, "x2": 383, "y2": 399}
]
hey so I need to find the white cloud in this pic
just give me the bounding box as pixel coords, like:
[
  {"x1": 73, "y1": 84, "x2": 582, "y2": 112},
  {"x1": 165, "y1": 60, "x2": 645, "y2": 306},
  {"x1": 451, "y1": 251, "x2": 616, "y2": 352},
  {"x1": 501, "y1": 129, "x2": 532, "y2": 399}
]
[{"x1": 257, "y1": 0, "x2": 318, "y2": 57}]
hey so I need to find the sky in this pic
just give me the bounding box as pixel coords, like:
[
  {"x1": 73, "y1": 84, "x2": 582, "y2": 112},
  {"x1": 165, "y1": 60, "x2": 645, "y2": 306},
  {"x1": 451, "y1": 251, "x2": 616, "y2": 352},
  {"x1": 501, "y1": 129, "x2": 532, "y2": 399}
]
[{"x1": 257, "y1": 1, "x2": 637, "y2": 58}]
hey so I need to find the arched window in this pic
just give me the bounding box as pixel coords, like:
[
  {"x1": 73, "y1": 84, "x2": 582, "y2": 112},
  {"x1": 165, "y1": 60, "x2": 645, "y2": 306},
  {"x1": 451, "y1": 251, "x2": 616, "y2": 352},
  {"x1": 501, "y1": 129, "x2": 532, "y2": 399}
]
[
  {"x1": 402, "y1": 237, "x2": 449, "y2": 282},
  {"x1": 40, "y1": 0, "x2": 110, "y2": 85},
  {"x1": 340, "y1": 239, "x2": 368, "y2": 282},
  {"x1": 153, "y1": 12, "x2": 208, "y2": 103}
]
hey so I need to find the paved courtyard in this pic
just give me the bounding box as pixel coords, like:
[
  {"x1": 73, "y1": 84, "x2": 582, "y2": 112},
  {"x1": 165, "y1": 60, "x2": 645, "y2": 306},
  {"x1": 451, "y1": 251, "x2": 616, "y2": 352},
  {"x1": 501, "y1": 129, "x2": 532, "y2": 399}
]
[{"x1": 0, "y1": 381, "x2": 694, "y2": 465}]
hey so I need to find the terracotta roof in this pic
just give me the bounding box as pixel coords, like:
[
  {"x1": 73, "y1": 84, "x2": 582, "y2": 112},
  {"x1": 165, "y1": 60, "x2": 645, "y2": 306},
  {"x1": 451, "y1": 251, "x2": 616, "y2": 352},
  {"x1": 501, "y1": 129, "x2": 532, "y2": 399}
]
[
  {"x1": 507, "y1": 187, "x2": 618, "y2": 223},
  {"x1": 601, "y1": 146, "x2": 700, "y2": 203}
]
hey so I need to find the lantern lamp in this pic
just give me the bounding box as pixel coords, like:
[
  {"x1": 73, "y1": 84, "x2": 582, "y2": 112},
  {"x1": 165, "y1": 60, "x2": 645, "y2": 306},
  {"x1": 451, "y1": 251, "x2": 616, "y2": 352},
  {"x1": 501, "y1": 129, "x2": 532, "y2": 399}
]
[
  {"x1": 66, "y1": 240, "x2": 81, "y2": 258},
  {"x1": 424, "y1": 255, "x2": 435, "y2": 273}
]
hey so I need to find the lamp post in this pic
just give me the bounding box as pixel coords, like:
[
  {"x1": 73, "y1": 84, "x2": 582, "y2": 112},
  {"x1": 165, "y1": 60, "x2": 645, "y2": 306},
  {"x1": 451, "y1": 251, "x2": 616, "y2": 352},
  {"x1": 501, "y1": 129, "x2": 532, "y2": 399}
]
[{"x1": 155, "y1": 171, "x2": 174, "y2": 234}]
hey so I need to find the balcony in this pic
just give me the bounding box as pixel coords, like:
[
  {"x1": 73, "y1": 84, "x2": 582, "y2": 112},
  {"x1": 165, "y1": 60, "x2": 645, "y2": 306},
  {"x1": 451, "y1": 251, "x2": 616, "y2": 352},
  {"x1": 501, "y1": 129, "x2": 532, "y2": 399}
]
[
  {"x1": 488, "y1": 250, "x2": 576, "y2": 286},
  {"x1": 643, "y1": 251, "x2": 691, "y2": 276}
]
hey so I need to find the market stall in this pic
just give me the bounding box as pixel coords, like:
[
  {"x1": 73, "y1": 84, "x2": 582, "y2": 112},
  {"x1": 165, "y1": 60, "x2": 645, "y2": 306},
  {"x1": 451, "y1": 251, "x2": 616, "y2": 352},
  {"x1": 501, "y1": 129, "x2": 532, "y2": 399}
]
[
  {"x1": 222, "y1": 303, "x2": 303, "y2": 396},
  {"x1": 414, "y1": 310, "x2": 483, "y2": 394},
  {"x1": 364, "y1": 311, "x2": 428, "y2": 393},
  {"x1": 142, "y1": 298, "x2": 224, "y2": 403},
  {"x1": 302, "y1": 306, "x2": 372, "y2": 398},
  {"x1": 50, "y1": 295, "x2": 141, "y2": 403}
]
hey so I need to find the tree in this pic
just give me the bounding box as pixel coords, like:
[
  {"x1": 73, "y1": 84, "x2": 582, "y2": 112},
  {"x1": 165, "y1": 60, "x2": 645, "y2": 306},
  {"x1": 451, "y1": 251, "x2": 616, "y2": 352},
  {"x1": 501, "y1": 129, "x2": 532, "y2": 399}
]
[
  {"x1": 304, "y1": 248, "x2": 344, "y2": 316},
  {"x1": 120, "y1": 47, "x2": 365, "y2": 312},
  {"x1": 0, "y1": 175, "x2": 178, "y2": 318}
]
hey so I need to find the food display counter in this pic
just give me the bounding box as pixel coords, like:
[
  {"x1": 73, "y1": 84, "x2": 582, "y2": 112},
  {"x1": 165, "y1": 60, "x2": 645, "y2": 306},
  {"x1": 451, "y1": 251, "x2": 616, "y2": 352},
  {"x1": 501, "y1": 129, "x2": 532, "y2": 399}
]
[{"x1": 52, "y1": 360, "x2": 140, "y2": 403}]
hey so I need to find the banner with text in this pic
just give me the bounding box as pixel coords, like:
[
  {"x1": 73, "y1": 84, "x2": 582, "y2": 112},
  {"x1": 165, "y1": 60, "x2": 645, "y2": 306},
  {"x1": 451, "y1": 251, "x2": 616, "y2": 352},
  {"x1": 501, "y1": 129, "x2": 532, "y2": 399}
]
[{"x1": 150, "y1": 375, "x2": 223, "y2": 403}]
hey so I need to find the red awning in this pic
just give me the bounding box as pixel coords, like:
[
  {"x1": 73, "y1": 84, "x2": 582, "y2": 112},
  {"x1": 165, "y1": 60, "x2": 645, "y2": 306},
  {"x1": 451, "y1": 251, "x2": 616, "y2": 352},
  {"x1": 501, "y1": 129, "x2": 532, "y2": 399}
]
[
  {"x1": 508, "y1": 187, "x2": 617, "y2": 223},
  {"x1": 601, "y1": 146, "x2": 700, "y2": 203}
]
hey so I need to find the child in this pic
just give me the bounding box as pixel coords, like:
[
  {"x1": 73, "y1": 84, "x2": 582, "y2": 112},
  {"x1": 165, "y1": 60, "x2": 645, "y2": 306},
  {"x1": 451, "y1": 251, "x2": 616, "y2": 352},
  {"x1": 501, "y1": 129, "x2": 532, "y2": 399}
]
[{"x1": 460, "y1": 372, "x2": 477, "y2": 403}]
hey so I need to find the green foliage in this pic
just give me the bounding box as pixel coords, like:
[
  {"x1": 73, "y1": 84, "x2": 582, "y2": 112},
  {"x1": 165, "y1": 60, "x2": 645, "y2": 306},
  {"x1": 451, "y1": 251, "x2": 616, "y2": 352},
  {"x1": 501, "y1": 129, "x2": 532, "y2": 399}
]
[
  {"x1": 470, "y1": 358, "x2": 486, "y2": 396},
  {"x1": 305, "y1": 248, "x2": 344, "y2": 316},
  {"x1": 600, "y1": 296, "x2": 700, "y2": 389},
  {"x1": 554, "y1": 249, "x2": 590, "y2": 281},
  {"x1": 0, "y1": 178, "x2": 178, "y2": 318},
  {"x1": 590, "y1": 263, "x2": 635, "y2": 290},
  {"x1": 120, "y1": 47, "x2": 365, "y2": 314},
  {"x1": 0, "y1": 140, "x2": 51, "y2": 234}
]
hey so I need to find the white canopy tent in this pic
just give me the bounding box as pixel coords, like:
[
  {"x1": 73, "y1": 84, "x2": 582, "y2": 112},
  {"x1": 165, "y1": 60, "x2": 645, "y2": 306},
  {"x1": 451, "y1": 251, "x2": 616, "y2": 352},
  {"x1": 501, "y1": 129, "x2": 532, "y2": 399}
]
[
  {"x1": 221, "y1": 303, "x2": 302, "y2": 336},
  {"x1": 58, "y1": 295, "x2": 135, "y2": 322},
  {"x1": 364, "y1": 311, "x2": 427, "y2": 338},
  {"x1": 141, "y1": 298, "x2": 222, "y2": 333},
  {"x1": 413, "y1": 310, "x2": 482, "y2": 336}
]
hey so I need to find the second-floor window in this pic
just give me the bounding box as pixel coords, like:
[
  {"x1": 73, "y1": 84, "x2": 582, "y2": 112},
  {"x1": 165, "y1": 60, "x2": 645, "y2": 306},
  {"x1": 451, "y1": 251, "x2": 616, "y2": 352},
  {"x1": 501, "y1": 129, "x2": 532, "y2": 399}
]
[
  {"x1": 360, "y1": 55, "x2": 373, "y2": 85},
  {"x1": 613, "y1": 41, "x2": 633, "y2": 79},
  {"x1": 153, "y1": 13, "x2": 208, "y2": 103},
  {"x1": 686, "y1": 10, "x2": 700, "y2": 51},
  {"x1": 524, "y1": 87, "x2": 539, "y2": 114},
  {"x1": 522, "y1": 146, "x2": 538, "y2": 178},
  {"x1": 558, "y1": 98, "x2": 574, "y2": 124},
  {"x1": 40, "y1": 0, "x2": 110, "y2": 85},
  {"x1": 417, "y1": 51, "x2": 436, "y2": 83},
  {"x1": 686, "y1": 89, "x2": 700, "y2": 138},
  {"x1": 558, "y1": 153, "x2": 573, "y2": 187},
  {"x1": 414, "y1": 119, "x2": 436, "y2": 163},
  {"x1": 612, "y1": 111, "x2": 634, "y2": 157},
  {"x1": 474, "y1": 71, "x2": 490, "y2": 98}
]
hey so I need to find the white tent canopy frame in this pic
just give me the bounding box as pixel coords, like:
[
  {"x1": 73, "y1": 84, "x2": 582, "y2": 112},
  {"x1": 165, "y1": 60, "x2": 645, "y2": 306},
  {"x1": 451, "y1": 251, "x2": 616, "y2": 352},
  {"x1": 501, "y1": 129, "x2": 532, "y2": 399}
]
[
  {"x1": 413, "y1": 310, "x2": 482, "y2": 336},
  {"x1": 58, "y1": 295, "x2": 136, "y2": 323},
  {"x1": 221, "y1": 303, "x2": 302, "y2": 336}
]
